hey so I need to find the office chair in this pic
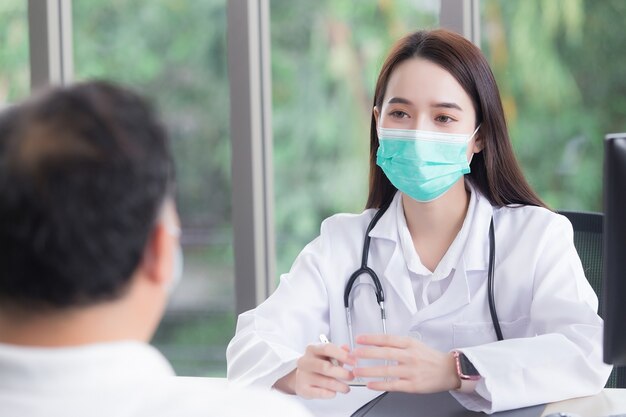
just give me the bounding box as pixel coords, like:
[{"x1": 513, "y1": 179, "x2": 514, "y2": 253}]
[{"x1": 559, "y1": 210, "x2": 626, "y2": 388}]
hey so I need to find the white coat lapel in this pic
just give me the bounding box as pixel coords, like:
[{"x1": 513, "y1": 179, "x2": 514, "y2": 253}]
[
  {"x1": 463, "y1": 190, "x2": 494, "y2": 272},
  {"x1": 381, "y1": 242, "x2": 418, "y2": 315}
]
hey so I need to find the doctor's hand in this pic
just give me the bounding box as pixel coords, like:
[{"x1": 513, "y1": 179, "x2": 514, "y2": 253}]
[
  {"x1": 273, "y1": 342, "x2": 356, "y2": 399},
  {"x1": 351, "y1": 334, "x2": 460, "y2": 393}
]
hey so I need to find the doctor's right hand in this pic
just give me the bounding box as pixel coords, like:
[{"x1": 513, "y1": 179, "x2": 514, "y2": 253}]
[{"x1": 273, "y1": 342, "x2": 356, "y2": 399}]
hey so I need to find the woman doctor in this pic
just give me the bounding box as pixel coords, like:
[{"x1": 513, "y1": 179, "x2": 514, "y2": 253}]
[{"x1": 226, "y1": 29, "x2": 611, "y2": 413}]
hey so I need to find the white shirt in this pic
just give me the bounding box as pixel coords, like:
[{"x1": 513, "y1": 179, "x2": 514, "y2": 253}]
[
  {"x1": 0, "y1": 341, "x2": 312, "y2": 417},
  {"x1": 227, "y1": 185, "x2": 612, "y2": 413},
  {"x1": 397, "y1": 187, "x2": 478, "y2": 308}
]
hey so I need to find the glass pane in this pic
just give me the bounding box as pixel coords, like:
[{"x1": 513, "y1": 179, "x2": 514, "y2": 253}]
[
  {"x1": 73, "y1": 0, "x2": 232, "y2": 377},
  {"x1": 0, "y1": 0, "x2": 30, "y2": 106},
  {"x1": 271, "y1": 0, "x2": 440, "y2": 276},
  {"x1": 481, "y1": 0, "x2": 626, "y2": 211}
]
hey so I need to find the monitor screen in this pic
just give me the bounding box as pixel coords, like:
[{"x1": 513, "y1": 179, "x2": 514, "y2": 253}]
[{"x1": 603, "y1": 133, "x2": 626, "y2": 365}]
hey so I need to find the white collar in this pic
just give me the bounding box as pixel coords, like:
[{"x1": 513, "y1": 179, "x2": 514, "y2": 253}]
[
  {"x1": 369, "y1": 181, "x2": 494, "y2": 274},
  {"x1": 395, "y1": 186, "x2": 478, "y2": 279}
]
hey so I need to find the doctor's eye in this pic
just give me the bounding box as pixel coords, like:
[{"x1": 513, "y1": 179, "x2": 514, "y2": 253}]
[
  {"x1": 389, "y1": 110, "x2": 410, "y2": 119},
  {"x1": 435, "y1": 115, "x2": 455, "y2": 124}
]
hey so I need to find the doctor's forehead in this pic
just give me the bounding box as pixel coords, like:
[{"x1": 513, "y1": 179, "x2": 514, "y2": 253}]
[{"x1": 382, "y1": 57, "x2": 473, "y2": 111}]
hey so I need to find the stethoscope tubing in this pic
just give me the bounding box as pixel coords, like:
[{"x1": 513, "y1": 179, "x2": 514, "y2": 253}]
[
  {"x1": 343, "y1": 202, "x2": 504, "y2": 349},
  {"x1": 344, "y1": 202, "x2": 391, "y2": 351},
  {"x1": 487, "y1": 218, "x2": 503, "y2": 340}
]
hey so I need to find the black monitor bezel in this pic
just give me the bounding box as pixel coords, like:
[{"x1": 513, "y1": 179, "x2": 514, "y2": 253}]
[{"x1": 603, "y1": 133, "x2": 626, "y2": 365}]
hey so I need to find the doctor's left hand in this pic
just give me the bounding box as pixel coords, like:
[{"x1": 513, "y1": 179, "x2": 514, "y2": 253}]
[{"x1": 351, "y1": 334, "x2": 460, "y2": 393}]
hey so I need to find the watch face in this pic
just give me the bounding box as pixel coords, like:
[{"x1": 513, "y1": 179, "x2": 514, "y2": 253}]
[{"x1": 459, "y1": 354, "x2": 479, "y2": 377}]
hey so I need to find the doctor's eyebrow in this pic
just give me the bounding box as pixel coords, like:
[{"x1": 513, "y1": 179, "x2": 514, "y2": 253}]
[
  {"x1": 386, "y1": 97, "x2": 463, "y2": 112},
  {"x1": 387, "y1": 97, "x2": 412, "y2": 105},
  {"x1": 431, "y1": 102, "x2": 463, "y2": 111}
]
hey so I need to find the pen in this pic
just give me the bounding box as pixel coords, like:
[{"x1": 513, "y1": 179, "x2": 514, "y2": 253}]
[{"x1": 319, "y1": 334, "x2": 340, "y2": 366}]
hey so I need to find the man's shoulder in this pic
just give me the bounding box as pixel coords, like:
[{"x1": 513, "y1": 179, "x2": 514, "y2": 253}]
[
  {"x1": 140, "y1": 378, "x2": 314, "y2": 417},
  {"x1": 0, "y1": 376, "x2": 313, "y2": 417}
]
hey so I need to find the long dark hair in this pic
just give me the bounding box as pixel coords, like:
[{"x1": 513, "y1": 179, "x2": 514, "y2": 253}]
[{"x1": 366, "y1": 29, "x2": 546, "y2": 210}]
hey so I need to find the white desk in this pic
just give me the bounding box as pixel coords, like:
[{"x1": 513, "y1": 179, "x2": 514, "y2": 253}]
[
  {"x1": 293, "y1": 386, "x2": 379, "y2": 417},
  {"x1": 543, "y1": 389, "x2": 626, "y2": 417},
  {"x1": 293, "y1": 387, "x2": 626, "y2": 417}
]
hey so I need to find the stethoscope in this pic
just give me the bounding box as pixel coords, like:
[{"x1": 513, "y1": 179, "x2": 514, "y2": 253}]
[{"x1": 343, "y1": 203, "x2": 504, "y2": 351}]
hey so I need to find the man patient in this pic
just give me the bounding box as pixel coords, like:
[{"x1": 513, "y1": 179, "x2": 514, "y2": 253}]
[{"x1": 0, "y1": 81, "x2": 311, "y2": 417}]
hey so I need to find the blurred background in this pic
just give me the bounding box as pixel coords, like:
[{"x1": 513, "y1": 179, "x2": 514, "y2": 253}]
[{"x1": 1, "y1": 0, "x2": 624, "y2": 376}]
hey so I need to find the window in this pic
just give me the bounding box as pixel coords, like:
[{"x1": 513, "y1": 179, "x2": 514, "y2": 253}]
[
  {"x1": 73, "y1": 0, "x2": 232, "y2": 376},
  {"x1": 271, "y1": 0, "x2": 441, "y2": 275},
  {"x1": 481, "y1": 0, "x2": 626, "y2": 211},
  {"x1": 0, "y1": 0, "x2": 30, "y2": 106}
]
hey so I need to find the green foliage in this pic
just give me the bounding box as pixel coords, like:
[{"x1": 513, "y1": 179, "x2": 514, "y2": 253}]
[
  {"x1": 0, "y1": 0, "x2": 29, "y2": 103},
  {"x1": 73, "y1": 0, "x2": 231, "y2": 229},
  {"x1": 482, "y1": 0, "x2": 625, "y2": 211},
  {"x1": 152, "y1": 312, "x2": 235, "y2": 376}
]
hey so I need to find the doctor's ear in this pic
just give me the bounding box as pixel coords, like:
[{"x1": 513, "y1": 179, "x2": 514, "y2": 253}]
[
  {"x1": 472, "y1": 133, "x2": 484, "y2": 153},
  {"x1": 373, "y1": 106, "x2": 380, "y2": 127}
]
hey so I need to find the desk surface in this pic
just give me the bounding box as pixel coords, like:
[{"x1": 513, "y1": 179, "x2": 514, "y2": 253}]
[
  {"x1": 293, "y1": 387, "x2": 626, "y2": 417},
  {"x1": 198, "y1": 378, "x2": 626, "y2": 417},
  {"x1": 544, "y1": 389, "x2": 626, "y2": 417}
]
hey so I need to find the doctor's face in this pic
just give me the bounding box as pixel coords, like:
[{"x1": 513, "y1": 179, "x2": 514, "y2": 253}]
[{"x1": 374, "y1": 57, "x2": 482, "y2": 158}]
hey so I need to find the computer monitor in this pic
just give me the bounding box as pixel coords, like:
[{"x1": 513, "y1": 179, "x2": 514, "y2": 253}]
[{"x1": 603, "y1": 133, "x2": 626, "y2": 366}]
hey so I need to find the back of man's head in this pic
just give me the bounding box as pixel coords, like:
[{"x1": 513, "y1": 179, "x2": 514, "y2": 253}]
[{"x1": 0, "y1": 81, "x2": 174, "y2": 312}]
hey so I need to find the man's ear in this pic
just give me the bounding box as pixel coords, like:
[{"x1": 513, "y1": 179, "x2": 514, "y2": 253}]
[{"x1": 138, "y1": 221, "x2": 171, "y2": 287}]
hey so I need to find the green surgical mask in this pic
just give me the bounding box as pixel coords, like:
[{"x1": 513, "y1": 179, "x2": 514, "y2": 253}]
[{"x1": 376, "y1": 126, "x2": 480, "y2": 202}]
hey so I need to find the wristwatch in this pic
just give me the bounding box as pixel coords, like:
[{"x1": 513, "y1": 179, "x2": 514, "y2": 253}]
[{"x1": 453, "y1": 351, "x2": 480, "y2": 393}]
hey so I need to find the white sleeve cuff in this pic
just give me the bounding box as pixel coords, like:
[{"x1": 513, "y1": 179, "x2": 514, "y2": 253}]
[{"x1": 455, "y1": 378, "x2": 479, "y2": 394}]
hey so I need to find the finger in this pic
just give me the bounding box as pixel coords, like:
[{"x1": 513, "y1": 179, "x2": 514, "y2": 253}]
[
  {"x1": 323, "y1": 362, "x2": 354, "y2": 381},
  {"x1": 306, "y1": 372, "x2": 351, "y2": 395},
  {"x1": 299, "y1": 355, "x2": 354, "y2": 381},
  {"x1": 337, "y1": 358, "x2": 354, "y2": 370},
  {"x1": 298, "y1": 385, "x2": 338, "y2": 400},
  {"x1": 355, "y1": 334, "x2": 413, "y2": 348},
  {"x1": 310, "y1": 343, "x2": 356, "y2": 366},
  {"x1": 352, "y1": 346, "x2": 402, "y2": 362},
  {"x1": 337, "y1": 345, "x2": 351, "y2": 366},
  {"x1": 353, "y1": 364, "x2": 408, "y2": 379},
  {"x1": 367, "y1": 378, "x2": 415, "y2": 393}
]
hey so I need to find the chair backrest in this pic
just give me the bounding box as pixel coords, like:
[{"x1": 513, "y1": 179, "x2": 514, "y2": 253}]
[{"x1": 559, "y1": 210, "x2": 626, "y2": 388}]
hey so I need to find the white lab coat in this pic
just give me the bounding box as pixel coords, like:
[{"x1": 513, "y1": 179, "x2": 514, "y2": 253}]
[{"x1": 227, "y1": 186, "x2": 611, "y2": 413}]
